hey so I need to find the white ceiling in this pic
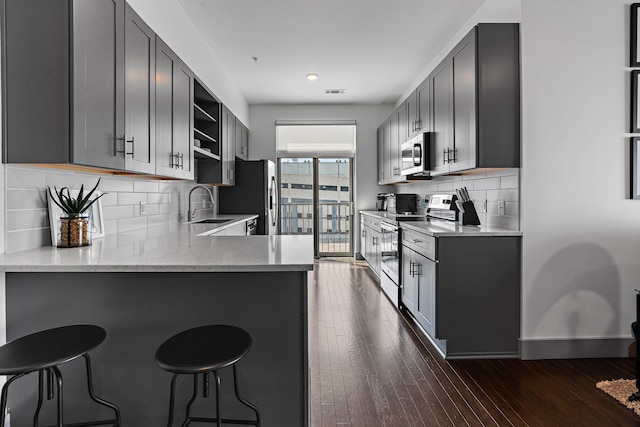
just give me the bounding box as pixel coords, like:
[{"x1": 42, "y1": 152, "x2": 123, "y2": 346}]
[{"x1": 178, "y1": 0, "x2": 485, "y2": 105}]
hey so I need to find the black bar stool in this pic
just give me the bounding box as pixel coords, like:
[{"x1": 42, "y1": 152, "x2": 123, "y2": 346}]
[
  {"x1": 155, "y1": 325, "x2": 260, "y2": 427},
  {"x1": 0, "y1": 324, "x2": 120, "y2": 427}
]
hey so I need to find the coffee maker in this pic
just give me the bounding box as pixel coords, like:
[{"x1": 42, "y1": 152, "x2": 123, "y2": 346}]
[{"x1": 376, "y1": 193, "x2": 387, "y2": 211}]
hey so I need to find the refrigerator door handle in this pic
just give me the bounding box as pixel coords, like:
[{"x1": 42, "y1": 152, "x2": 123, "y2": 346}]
[{"x1": 271, "y1": 176, "x2": 279, "y2": 229}]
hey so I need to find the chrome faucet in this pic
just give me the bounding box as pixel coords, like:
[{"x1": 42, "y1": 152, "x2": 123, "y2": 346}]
[{"x1": 187, "y1": 185, "x2": 215, "y2": 221}]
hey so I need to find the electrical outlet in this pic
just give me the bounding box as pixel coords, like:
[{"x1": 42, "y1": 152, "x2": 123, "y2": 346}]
[
  {"x1": 498, "y1": 200, "x2": 505, "y2": 216},
  {"x1": 139, "y1": 201, "x2": 146, "y2": 216}
]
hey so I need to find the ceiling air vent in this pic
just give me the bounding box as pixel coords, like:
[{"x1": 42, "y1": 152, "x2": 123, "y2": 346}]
[{"x1": 325, "y1": 89, "x2": 346, "y2": 95}]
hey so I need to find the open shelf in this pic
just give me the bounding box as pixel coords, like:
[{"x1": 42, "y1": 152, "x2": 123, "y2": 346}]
[
  {"x1": 194, "y1": 128, "x2": 217, "y2": 144},
  {"x1": 194, "y1": 104, "x2": 217, "y2": 123},
  {"x1": 194, "y1": 146, "x2": 220, "y2": 161}
]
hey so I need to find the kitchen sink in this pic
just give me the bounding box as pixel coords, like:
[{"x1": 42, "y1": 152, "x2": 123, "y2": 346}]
[{"x1": 192, "y1": 219, "x2": 232, "y2": 224}]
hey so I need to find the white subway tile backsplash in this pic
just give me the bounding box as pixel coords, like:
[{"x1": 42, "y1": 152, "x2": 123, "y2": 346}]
[
  {"x1": 6, "y1": 167, "x2": 45, "y2": 189},
  {"x1": 7, "y1": 189, "x2": 47, "y2": 210},
  {"x1": 505, "y1": 202, "x2": 519, "y2": 217},
  {"x1": 486, "y1": 189, "x2": 519, "y2": 202},
  {"x1": 397, "y1": 168, "x2": 520, "y2": 231},
  {"x1": 436, "y1": 182, "x2": 454, "y2": 191},
  {"x1": 4, "y1": 166, "x2": 206, "y2": 252},
  {"x1": 147, "y1": 193, "x2": 170, "y2": 204},
  {"x1": 45, "y1": 172, "x2": 100, "y2": 191},
  {"x1": 118, "y1": 192, "x2": 148, "y2": 206},
  {"x1": 133, "y1": 180, "x2": 159, "y2": 193},
  {"x1": 501, "y1": 174, "x2": 519, "y2": 189},
  {"x1": 143, "y1": 204, "x2": 160, "y2": 216},
  {"x1": 473, "y1": 177, "x2": 501, "y2": 190},
  {"x1": 6, "y1": 229, "x2": 51, "y2": 253},
  {"x1": 100, "y1": 177, "x2": 134, "y2": 193},
  {"x1": 100, "y1": 192, "x2": 118, "y2": 206},
  {"x1": 103, "y1": 205, "x2": 135, "y2": 220},
  {"x1": 6, "y1": 210, "x2": 49, "y2": 232}
]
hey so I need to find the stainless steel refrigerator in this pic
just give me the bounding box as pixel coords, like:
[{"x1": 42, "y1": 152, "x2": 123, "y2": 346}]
[{"x1": 218, "y1": 159, "x2": 278, "y2": 235}]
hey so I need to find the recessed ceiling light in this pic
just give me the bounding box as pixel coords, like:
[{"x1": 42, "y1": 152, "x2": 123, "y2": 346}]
[{"x1": 306, "y1": 73, "x2": 319, "y2": 81}]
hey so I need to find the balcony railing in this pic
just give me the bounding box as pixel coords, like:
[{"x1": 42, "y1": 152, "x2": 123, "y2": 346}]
[{"x1": 280, "y1": 202, "x2": 351, "y2": 254}]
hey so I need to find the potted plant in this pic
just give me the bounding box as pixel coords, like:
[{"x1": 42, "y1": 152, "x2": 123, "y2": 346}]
[{"x1": 47, "y1": 179, "x2": 105, "y2": 247}]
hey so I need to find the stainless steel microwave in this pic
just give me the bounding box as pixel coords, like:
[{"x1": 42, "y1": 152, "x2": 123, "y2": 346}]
[{"x1": 400, "y1": 132, "x2": 432, "y2": 176}]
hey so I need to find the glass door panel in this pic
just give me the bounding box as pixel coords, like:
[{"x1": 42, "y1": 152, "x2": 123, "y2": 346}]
[
  {"x1": 279, "y1": 158, "x2": 314, "y2": 236},
  {"x1": 317, "y1": 158, "x2": 352, "y2": 256}
]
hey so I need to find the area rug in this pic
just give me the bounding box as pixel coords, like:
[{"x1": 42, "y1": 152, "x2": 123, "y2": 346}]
[{"x1": 596, "y1": 379, "x2": 640, "y2": 416}]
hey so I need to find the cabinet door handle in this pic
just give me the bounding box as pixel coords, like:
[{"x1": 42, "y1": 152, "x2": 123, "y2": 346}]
[
  {"x1": 179, "y1": 153, "x2": 184, "y2": 169},
  {"x1": 443, "y1": 148, "x2": 448, "y2": 164},
  {"x1": 407, "y1": 238, "x2": 423, "y2": 244},
  {"x1": 125, "y1": 136, "x2": 134, "y2": 156},
  {"x1": 449, "y1": 147, "x2": 457, "y2": 163},
  {"x1": 415, "y1": 119, "x2": 422, "y2": 131},
  {"x1": 415, "y1": 262, "x2": 422, "y2": 277}
]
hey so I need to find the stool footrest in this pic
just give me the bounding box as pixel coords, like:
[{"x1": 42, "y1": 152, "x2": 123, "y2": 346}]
[
  {"x1": 40, "y1": 420, "x2": 118, "y2": 427},
  {"x1": 188, "y1": 416, "x2": 258, "y2": 425}
]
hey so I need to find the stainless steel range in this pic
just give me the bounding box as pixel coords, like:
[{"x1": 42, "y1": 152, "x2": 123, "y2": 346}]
[{"x1": 380, "y1": 212, "x2": 426, "y2": 307}]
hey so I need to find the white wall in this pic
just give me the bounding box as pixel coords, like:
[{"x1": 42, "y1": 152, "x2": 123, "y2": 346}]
[
  {"x1": 127, "y1": 0, "x2": 249, "y2": 124},
  {"x1": 249, "y1": 104, "x2": 394, "y2": 217},
  {"x1": 521, "y1": 0, "x2": 640, "y2": 353}
]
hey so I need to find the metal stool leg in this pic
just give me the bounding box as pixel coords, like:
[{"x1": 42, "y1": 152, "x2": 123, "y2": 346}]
[
  {"x1": 0, "y1": 373, "x2": 25, "y2": 427},
  {"x1": 81, "y1": 354, "x2": 121, "y2": 426},
  {"x1": 33, "y1": 370, "x2": 44, "y2": 427},
  {"x1": 182, "y1": 374, "x2": 199, "y2": 427},
  {"x1": 232, "y1": 365, "x2": 260, "y2": 426},
  {"x1": 51, "y1": 366, "x2": 63, "y2": 427},
  {"x1": 167, "y1": 374, "x2": 179, "y2": 427},
  {"x1": 213, "y1": 371, "x2": 221, "y2": 427}
]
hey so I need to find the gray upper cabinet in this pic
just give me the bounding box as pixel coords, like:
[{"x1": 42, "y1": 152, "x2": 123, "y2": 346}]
[
  {"x1": 155, "y1": 36, "x2": 194, "y2": 180},
  {"x1": 124, "y1": 4, "x2": 156, "y2": 174},
  {"x1": 416, "y1": 79, "x2": 430, "y2": 136},
  {"x1": 3, "y1": 0, "x2": 126, "y2": 168},
  {"x1": 430, "y1": 58, "x2": 453, "y2": 175},
  {"x1": 389, "y1": 109, "x2": 402, "y2": 182},
  {"x1": 377, "y1": 122, "x2": 388, "y2": 185},
  {"x1": 235, "y1": 120, "x2": 249, "y2": 160},
  {"x1": 429, "y1": 23, "x2": 520, "y2": 176},
  {"x1": 224, "y1": 106, "x2": 236, "y2": 185}
]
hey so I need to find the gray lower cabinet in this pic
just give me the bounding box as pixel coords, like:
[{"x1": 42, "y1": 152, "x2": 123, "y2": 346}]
[
  {"x1": 401, "y1": 227, "x2": 521, "y2": 358},
  {"x1": 4, "y1": 0, "x2": 125, "y2": 168},
  {"x1": 359, "y1": 219, "x2": 367, "y2": 260},
  {"x1": 360, "y1": 214, "x2": 381, "y2": 276},
  {"x1": 401, "y1": 246, "x2": 417, "y2": 314},
  {"x1": 155, "y1": 37, "x2": 194, "y2": 179},
  {"x1": 124, "y1": 4, "x2": 156, "y2": 174}
]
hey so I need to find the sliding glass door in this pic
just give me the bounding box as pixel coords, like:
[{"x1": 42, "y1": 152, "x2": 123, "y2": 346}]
[{"x1": 279, "y1": 158, "x2": 353, "y2": 257}]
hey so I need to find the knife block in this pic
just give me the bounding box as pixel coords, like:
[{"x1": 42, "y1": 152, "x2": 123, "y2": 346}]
[{"x1": 459, "y1": 201, "x2": 481, "y2": 226}]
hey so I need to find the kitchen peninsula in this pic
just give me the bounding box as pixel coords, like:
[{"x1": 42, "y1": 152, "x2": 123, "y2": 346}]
[{"x1": 0, "y1": 220, "x2": 314, "y2": 426}]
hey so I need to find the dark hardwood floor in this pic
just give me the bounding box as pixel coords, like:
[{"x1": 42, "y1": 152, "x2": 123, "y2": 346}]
[{"x1": 308, "y1": 258, "x2": 639, "y2": 426}]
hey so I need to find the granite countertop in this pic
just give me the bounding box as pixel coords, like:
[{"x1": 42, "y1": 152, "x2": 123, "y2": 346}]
[
  {"x1": 359, "y1": 210, "x2": 522, "y2": 237},
  {"x1": 0, "y1": 216, "x2": 314, "y2": 273},
  {"x1": 400, "y1": 220, "x2": 522, "y2": 237}
]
